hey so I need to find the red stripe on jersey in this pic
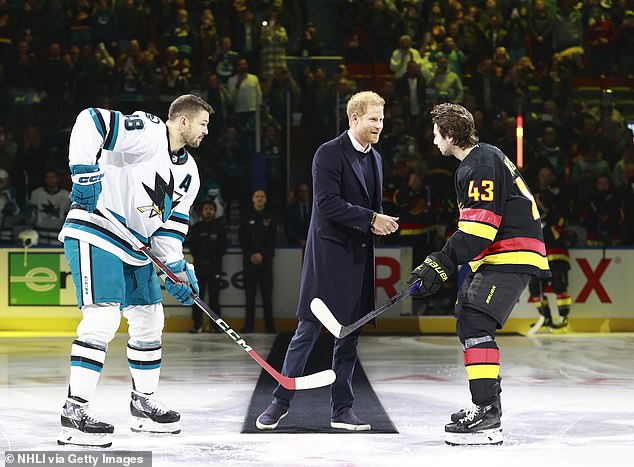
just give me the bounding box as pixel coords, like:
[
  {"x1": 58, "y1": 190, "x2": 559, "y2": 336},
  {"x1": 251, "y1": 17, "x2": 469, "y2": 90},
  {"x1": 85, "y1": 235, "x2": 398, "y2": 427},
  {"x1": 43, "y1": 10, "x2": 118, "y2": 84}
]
[
  {"x1": 464, "y1": 348, "x2": 500, "y2": 366},
  {"x1": 459, "y1": 208, "x2": 502, "y2": 227},
  {"x1": 547, "y1": 248, "x2": 569, "y2": 256},
  {"x1": 472, "y1": 237, "x2": 546, "y2": 261}
]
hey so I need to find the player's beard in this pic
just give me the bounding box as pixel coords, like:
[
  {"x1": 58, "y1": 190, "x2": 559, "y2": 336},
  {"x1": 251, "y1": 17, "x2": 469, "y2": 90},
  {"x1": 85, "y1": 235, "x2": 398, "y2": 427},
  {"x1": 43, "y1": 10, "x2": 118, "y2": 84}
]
[{"x1": 183, "y1": 128, "x2": 203, "y2": 148}]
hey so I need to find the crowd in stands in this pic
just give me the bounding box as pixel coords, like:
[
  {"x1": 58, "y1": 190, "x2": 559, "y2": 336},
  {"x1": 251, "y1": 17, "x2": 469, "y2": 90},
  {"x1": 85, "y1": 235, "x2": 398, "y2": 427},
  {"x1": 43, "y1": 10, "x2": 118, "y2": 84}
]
[{"x1": 1, "y1": 0, "x2": 634, "y2": 259}]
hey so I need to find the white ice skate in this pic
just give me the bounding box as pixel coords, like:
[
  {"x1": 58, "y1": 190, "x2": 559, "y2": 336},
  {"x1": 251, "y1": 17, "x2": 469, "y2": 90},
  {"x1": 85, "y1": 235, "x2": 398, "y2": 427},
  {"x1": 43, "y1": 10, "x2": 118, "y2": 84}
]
[{"x1": 57, "y1": 398, "x2": 114, "y2": 448}]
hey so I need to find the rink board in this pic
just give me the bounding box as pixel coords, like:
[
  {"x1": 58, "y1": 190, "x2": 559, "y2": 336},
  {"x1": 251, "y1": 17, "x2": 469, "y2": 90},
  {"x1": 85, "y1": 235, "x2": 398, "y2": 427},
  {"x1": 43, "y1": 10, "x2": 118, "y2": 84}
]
[{"x1": 0, "y1": 247, "x2": 632, "y2": 333}]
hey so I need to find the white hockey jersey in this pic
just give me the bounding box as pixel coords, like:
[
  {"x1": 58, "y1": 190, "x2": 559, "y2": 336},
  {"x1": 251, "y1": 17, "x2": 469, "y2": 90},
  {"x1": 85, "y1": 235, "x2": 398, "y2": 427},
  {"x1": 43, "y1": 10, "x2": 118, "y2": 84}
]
[{"x1": 58, "y1": 108, "x2": 200, "y2": 266}]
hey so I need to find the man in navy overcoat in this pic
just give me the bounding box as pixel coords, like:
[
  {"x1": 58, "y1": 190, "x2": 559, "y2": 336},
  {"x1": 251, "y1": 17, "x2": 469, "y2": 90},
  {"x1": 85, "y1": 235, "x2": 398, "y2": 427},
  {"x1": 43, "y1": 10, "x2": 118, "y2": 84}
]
[{"x1": 256, "y1": 91, "x2": 400, "y2": 431}]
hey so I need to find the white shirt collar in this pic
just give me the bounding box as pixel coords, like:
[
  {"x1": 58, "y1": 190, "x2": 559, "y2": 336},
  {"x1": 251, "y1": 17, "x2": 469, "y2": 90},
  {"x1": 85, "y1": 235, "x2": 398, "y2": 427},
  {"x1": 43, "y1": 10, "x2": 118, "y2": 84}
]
[{"x1": 347, "y1": 130, "x2": 372, "y2": 153}]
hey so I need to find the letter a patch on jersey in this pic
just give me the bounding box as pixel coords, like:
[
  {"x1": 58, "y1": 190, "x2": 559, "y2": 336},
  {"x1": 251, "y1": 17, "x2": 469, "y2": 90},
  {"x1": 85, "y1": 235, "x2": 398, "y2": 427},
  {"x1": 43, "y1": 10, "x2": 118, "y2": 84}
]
[{"x1": 138, "y1": 171, "x2": 183, "y2": 222}]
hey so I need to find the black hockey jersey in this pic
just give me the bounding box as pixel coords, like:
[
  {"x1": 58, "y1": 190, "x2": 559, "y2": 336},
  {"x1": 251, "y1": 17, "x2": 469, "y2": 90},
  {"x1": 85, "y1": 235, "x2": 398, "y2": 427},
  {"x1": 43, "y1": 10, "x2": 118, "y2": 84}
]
[{"x1": 441, "y1": 143, "x2": 550, "y2": 278}]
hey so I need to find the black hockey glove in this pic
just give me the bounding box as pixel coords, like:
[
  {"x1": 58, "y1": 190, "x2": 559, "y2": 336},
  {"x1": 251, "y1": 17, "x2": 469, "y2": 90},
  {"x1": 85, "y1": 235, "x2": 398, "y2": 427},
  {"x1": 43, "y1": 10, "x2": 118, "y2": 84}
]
[{"x1": 407, "y1": 251, "x2": 455, "y2": 298}]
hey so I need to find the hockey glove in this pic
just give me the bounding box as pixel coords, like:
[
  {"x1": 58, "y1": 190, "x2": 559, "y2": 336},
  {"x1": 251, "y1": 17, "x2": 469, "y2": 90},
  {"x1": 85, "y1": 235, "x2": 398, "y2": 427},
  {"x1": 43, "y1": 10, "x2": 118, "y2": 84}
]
[
  {"x1": 408, "y1": 251, "x2": 455, "y2": 298},
  {"x1": 162, "y1": 260, "x2": 199, "y2": 306},
  {"x1": 70, "y1": 164, "x2": 104, "y2": 213}
]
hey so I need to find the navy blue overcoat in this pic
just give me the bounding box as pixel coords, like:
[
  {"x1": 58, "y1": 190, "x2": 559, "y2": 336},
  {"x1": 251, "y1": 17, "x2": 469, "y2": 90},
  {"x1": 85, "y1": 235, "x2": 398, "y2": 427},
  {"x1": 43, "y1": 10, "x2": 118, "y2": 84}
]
[{"x1": 296, "y1": 131, "x2": 384, "y2": 325}]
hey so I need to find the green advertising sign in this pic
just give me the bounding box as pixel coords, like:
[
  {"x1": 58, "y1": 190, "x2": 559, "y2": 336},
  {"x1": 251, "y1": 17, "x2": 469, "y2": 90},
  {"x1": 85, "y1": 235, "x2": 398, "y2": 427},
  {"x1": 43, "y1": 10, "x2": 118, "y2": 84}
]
[{"x1": 8, "y1": 252, "x2": 75, "y2": 306}]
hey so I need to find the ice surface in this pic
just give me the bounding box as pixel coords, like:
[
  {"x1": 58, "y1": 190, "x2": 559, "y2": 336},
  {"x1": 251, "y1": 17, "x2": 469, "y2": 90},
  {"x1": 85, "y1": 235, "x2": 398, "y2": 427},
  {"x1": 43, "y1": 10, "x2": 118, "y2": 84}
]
[{"x1": 1, "y1": 333, "x2": 633, "y2": 466}]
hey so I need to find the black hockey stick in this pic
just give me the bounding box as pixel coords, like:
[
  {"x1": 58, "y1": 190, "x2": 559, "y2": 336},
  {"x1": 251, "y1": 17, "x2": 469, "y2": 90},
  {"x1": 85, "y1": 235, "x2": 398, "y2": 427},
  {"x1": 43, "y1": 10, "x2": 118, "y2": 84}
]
[
  {"x1": 98, "y1": 205, "x2": 335, "y2": 390},
  {"x1": 310, "y1": 279, "x2": 422, "y2": 338}
]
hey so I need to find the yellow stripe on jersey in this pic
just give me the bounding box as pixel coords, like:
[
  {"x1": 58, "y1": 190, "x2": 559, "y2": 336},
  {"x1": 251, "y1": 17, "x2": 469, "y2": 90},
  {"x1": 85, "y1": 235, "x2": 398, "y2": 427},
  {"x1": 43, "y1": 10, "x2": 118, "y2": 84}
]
[
  {"x1": 556, "y1": 296, "x2": 572, "y2": 307},
  {"x1": 458, "y1": 221, "x2": 498, "y2": 241},
  {"x1": 400, "y1": 228, "x2": 426, "y2": 236},
  {"x1": 465, "y1": 364, "x2": 500, "y2": 380},
  {"x1": 469, "y1": 251, "x2": 550, "y2": 272},
  {"x1": 547, "y1": 254, "x2": 570, "y2": 263}
]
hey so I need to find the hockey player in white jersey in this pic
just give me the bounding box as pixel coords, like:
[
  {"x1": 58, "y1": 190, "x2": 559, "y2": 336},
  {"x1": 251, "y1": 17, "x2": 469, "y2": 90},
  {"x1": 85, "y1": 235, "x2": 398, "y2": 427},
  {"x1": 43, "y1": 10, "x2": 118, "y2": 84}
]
[{"x1": 57, "y1": 94, "x2": 212, "y2": 447}]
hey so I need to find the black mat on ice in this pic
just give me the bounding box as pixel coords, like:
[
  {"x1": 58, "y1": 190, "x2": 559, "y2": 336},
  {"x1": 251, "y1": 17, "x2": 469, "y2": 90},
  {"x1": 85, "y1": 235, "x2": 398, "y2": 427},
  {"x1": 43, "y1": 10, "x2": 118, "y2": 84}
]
[{"x1": 241, "y1": 332, "x2": 398, "y2": 434}]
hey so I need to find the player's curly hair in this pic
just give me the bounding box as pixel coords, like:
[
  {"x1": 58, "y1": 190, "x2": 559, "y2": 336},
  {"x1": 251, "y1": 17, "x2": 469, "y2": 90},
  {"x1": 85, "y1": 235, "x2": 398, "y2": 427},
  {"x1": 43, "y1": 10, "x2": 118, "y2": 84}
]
[{"x1": 430, "y1": 103, "x2": 479, "y2": 149}]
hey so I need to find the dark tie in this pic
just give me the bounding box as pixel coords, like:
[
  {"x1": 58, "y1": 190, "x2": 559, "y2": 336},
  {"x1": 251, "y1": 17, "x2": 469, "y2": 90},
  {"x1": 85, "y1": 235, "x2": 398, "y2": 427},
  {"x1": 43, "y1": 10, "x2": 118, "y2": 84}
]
[{"x1": 301, "y1": 203, "x2": 308, "y2": 221}]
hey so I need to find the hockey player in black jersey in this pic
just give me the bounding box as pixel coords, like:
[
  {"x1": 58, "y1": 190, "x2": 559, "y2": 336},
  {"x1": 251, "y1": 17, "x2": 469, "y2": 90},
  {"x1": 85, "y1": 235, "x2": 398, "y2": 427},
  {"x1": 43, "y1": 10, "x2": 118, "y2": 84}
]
[{"x1": 408, "y1": 103, "x2": 550, "y2": 445}]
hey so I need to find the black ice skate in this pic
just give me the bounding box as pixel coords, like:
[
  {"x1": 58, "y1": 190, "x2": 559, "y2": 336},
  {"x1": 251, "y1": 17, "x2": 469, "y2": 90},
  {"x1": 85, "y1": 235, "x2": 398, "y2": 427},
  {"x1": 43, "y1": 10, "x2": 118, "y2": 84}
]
[
  {"x1": 450, "y1": 397, "x2": 502, "y2": 423},
  {"x1": 57, "y1": 398, "x2": 114, "y2": 448},
  {"x1": 130, "y1": 390, "x2": 181, "y2": 434},
  {"x1": 550, "y1": 315, "x2": 569, "y2": 331},
  {"x1": 445, "y1": 403, "x2": 503, "y2": 446}
]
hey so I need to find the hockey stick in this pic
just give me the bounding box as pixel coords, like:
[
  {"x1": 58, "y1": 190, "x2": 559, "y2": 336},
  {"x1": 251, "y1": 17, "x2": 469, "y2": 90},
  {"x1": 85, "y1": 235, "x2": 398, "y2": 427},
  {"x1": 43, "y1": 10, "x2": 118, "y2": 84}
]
[
  {"x1": 310, "y1": 279, "x2": 422, "y2": 338},
  {"x1": 97, "y1": 205, "x2": 335, "y2": 390}
]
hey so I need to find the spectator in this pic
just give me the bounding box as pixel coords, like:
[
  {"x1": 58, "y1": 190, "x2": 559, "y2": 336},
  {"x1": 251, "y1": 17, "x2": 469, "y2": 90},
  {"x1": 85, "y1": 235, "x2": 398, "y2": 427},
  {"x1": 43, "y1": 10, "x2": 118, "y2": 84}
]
[
  {"x1": 618, "y1": 9, "x2": 634, "y2": 75},
  {"x1": 571, "y1": 143, "x2": 613, "y2": 202},
  {"x1": 428, "y1": 56, "x2": 463, "y2": 103},
  {"x1": 212, "y1": 36, "x2": 239, "y2": 84},
  {"x1": 285, "y1": 182, "x2": 311, "y2": 247},
  {"x1": 68, "y1": 0, "x2": 93, "y2": 46},
  {"x1": 504, "y1": 6, "x2": 529, "y2": 63},
  {"x1": 164, "y1": 8, "x2": 197, "y2": 60},
  {"x1": 116, "y1": 0, "x2": 147, "y2": 49},
  {"x1": 580, "y1": 175, "x2": 622, "y2": 245},
  {"x1": 528, "y1": 0, "x2": 554, "y2": 66},
  {"x1": 612, "y1": 145, "x2": 634, "y2": 189},
  {"x1": 239, "y1": 189, "x2": 277, "y2": 333},
  {"x1": 92, "y1": 0, "x2": 118, "y2": 50},
  {"x1": 430, "y1": 36, "x2": 466, "y2": 79},
  {"x1": 202, "y1": 72, "x2": 231, "y2": 139},
  {"x1": 259, "y1": 10, "x2": 288, "y2": 79},
  {"x1": 531, "y1": 126, "x2": 568, "y2": 181},
  {"x1": 7, "y1": 40, "x2": 38, "y2": 88},
  {"x1": 188, "y1": 200, "x2": 226, "y2": 333},
  {"x1": 215, "y1": 126, "x2": 248, "y2": 211},
  {"x1": 390, "y1": 34, "x2": 425, "y2": 79},
  {"x1": 0, "y1": 168, "x2": 20, "y2": 244},
  {"x1": 27, "y1": 169, "x2": 71, "y2": 245},
  {"x1": 227, "y1": 57, "x2": 263, "y2": 129},
  {"x1": 293, "y1": 20, "x2": 322, "y2": 57},
  {"x1": 586, "y1": 7, "x2": 617, "y2": 77},
  {"x1": 482, "y1": 14, "x2": 509, "y2": 58},
  {"x1": 39, "y1": 42, "x2": 71, "y2": 115},
  {"x1": 198, "y1": 9, "x2": 219, "y2": 76},
  {"x1": 14, "y1": 125, "x2": 47, "y2": 206},
  {"x1": 262, "y1": 66, "x2": 301, "y2": 129},
  {"x1": 160, "y1": 45, "x2": 191, "y2": 94},
  {"x1": 552, "y1": 0, "x2": 584, "y2": 72},
  {"x1": 471, "y1": 57, "x2": 502, "y2": 118},
  {"x1": 540, "y1": 53, "x2": 572, "y2": 108},
  {"x1": 196, "y1": 164, "x2": 225, "y2": 220},
  {"x1": 0, "y1": 125, "x2": 18, "y2": 174},
  {"x1": 366, "y1": 0, "x2": 399, "y2": 62},
  {"x1": 230, "y1": 8, "x2": 260, "y2": 73},
  {"x1": 394, "y1": 61, "x2": 427, "y2": 120},
  {"x1": 589, "y1": 90, "x2": 626, "y2": 150},
  {"x1": 74, "y1": 43, "x2": 110, "y2": 110}
]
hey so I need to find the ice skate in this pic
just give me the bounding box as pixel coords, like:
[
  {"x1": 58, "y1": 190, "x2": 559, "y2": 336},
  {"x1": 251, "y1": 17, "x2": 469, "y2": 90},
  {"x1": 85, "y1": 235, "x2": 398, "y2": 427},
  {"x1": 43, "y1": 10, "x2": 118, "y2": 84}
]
[
  {"x1": 526, "y1": 315, "x2": 553, "y2": 336},
  {"x1": 450, "y1": 397, "x2": 502, "y2": 423},
  {"x1": 550, "y1": 316, "x2": 569, "y2": 331},
  {"x1": 445, "y1": 404, "x2": 503, "y2": 446},
  {"x1": 130, "y1": 390, "x2": 181, "y2": 434},
  {"x1": 57, "y1": 398, "x2": 114, "y2": 448}
]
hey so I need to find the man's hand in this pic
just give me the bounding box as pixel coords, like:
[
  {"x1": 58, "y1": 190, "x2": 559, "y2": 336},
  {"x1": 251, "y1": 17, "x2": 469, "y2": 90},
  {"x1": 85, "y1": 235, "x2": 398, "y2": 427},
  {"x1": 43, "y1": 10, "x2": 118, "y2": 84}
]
[
  {"x1": 162, "y1": 260, "x2": 199, "y2": 306},
  {"x1": 371, "y1": 213, "x2": 399, "y2": 236},
  {"x1": 407, "y1": 252, "x2": 455, "y2": 298},
  {"x1": 70, "y1": 164, "x2": 103, "y2": 213}
]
